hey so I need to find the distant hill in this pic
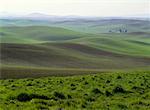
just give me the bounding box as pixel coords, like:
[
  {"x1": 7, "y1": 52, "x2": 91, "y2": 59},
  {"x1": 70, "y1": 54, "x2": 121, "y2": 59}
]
[
  {"x1": 0, "y1": 26, "x2": 85, "y2": 43},
  {"x1": 0, "y1": 17, "x2": 149, "y2": 34}
]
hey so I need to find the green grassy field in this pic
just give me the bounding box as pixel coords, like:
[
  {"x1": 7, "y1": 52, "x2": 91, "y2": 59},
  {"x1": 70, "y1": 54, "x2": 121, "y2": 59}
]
[
  {"x1": 1, "y1": 71, "x2": 150, "y2": 110},
  {"x1": 0, "y1": 18, "x2": 150, "y2": 110},
  {"x1": 1, "y1": 26, "x2": 150, "y2": 57},
  {"x1": 0, "y1": 24, "x2": 150, "y2": 78}
]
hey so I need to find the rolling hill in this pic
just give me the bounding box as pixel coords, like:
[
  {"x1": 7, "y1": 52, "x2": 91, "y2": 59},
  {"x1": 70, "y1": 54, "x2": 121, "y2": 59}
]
[
  {"x1": 0, "y1": 26, "x2": 85, "y2": 43},
  {"x1": 1, "y1": 42, "x2": 150, "y2": 69},
  {"x1": 0, "y1": 19, "x2": 150, "y2": 78},
  {"x1": 0, "y1": 18, "x2": 150, "y2": 34},
  {"x1": 1, "y1": 26, "x2": 150, "y2": 57}
]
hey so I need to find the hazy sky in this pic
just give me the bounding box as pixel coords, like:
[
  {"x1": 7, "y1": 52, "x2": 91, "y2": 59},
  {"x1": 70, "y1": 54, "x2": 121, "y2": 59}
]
[{"x1": 0, "y1": 0, "x2": 149, "y2": 16}]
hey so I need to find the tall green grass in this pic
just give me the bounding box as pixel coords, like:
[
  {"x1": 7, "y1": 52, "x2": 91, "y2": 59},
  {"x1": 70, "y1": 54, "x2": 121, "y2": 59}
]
[{"x1": 0, "y1": 71, "x2": 150, "y2": 110}]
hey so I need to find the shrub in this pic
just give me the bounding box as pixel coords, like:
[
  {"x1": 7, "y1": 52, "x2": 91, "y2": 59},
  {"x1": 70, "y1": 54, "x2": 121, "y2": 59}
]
[
  {"x1": 30, "y1": 94, "x2": 49, "y2": 100},
  {"x1": 113, "y1": 86, "x2": 126, "y2": 93},
  {"x1": 16, "y1": 93, "x2": 50, "y2": 102},
  {"x1": 132, "y1": 86, "x2": 143, "y2": 90},
  {"x1": 81, "y1": 102, "x2": 87, "y2": 108},
  {"x1": 9, "y1": 80, "x2": 14, "y2": 82},
  {"x1": 71, "y1": 87, "x2": 76, "y2": 90},
  {"x1": 17, "y1": 93, "x2": 32, "y2": 102},
  {"x1": 84, "y1": 93, "x2": 88, "y2": 96},
  {"x1": 82, "y1": 104, "x2": 86, "y2": 108},
  {"x1": 92, "y1": 77, "x2": 95, "y2": 80},
  {"x1": 132, "y1": 86, "x2": 144, "y2": 94},
  {"x1": 84, "y1": 81, "x2": 88, "y2": 85},
  {"x1": 105, "y1": 90, "x2": 112, "y2": 96},
  {"x1": 26, "y1": 79, "x2": 34, "y2": 81},
  {"x1": 54, "y1": 92, "x2": 66, "y2": 99},
  {"x1": 87, "y1": 97, "x2": 95, "y2": 102},
  {"x1": 59, "y1": 81, "x2": 63, "y2": 84},
  {"x1": 117, "y1": 76, "x2": 122, "y2": 79},
  {"x1": 36, "y1": 81, "x2": 40, "y2": 83},
  {"x1": 57, "y1": 108, "x2": 64, "y2": 110},
  {"x1": 128, "y1": 81, "x2": 132, "y2": 83},
  {"x1": 11, "y1": 85, "x2": 16, "y2": 87},
  {"x1": 106, "y1": 80, "x2": 110, "y2": 83},
  {"x1": 70, "y1": 83, "x2": 75, "y2": 86},
  {"x1": 92, "y1": 88, "x2": 102, "y2": 94},
  {"x1": 67, "y1": 94, "x2": 72, "y2": 99},
  {"x1": 26, "y1": 83, "x2": 32, "y2": 86},
  {"x1": 118, "y1": 104, "x2": 128, "y2": 109}
]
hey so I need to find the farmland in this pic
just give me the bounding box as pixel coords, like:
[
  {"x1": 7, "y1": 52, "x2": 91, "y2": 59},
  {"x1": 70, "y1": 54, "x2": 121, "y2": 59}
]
[
  {"x1": 0, "y1": 18, "x2": 150, "y2": 109},
  {"x1": 0, "y1": 24, "x2": 150, "y2": 78}
]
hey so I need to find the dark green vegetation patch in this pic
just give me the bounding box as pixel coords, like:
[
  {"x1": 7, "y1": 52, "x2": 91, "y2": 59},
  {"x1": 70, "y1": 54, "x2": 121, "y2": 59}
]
[{"x1": 0, "y1": 71, "x2": 150, "y2": 110}]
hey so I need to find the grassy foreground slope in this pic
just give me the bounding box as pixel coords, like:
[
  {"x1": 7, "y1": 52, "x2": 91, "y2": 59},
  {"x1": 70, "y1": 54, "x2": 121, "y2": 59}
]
[{"x1": 0, "y1": 71, "x2": 150, "y2": 110}]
